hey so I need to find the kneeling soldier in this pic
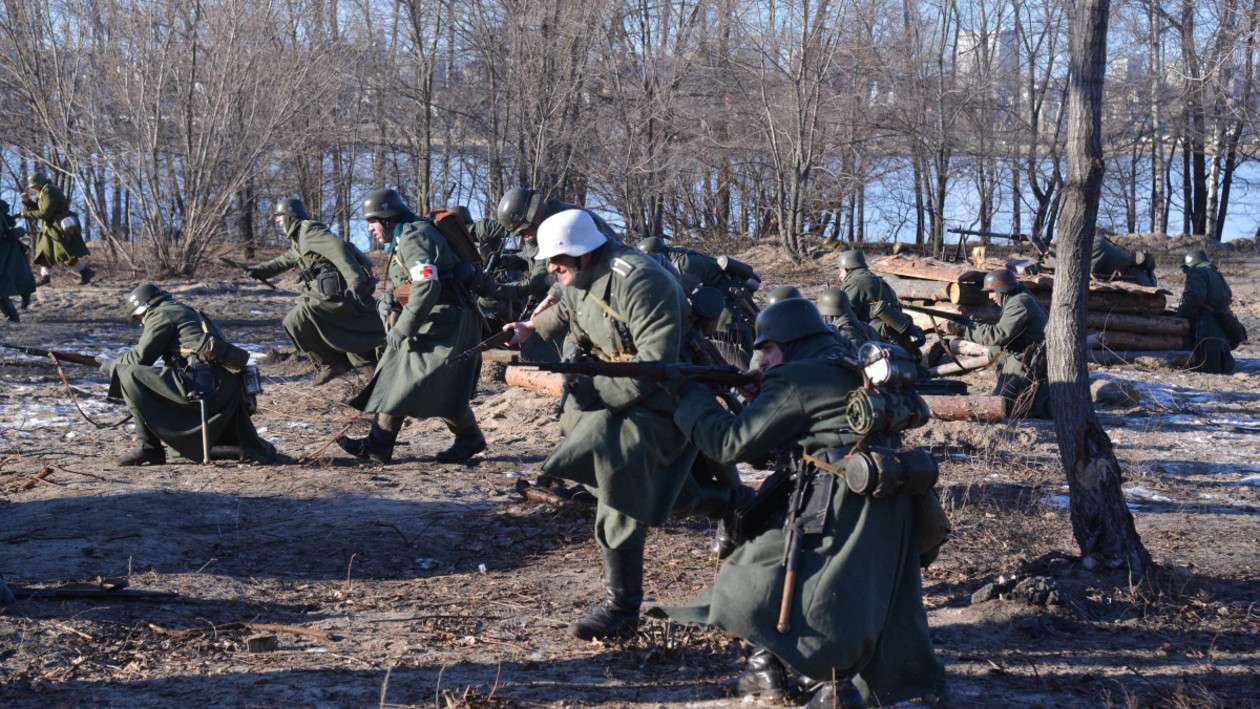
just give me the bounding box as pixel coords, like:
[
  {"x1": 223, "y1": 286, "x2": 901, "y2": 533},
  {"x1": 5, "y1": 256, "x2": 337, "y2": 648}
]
[
  {"x1": 246, "y1": 198, "x2": 384, "y2": 385},
  {"x1": 962, "y1": 268, "x2": 1049, "y2": 418},
  {"x1": 103, "y1": 284, "x2": 276, "y2": 465}
]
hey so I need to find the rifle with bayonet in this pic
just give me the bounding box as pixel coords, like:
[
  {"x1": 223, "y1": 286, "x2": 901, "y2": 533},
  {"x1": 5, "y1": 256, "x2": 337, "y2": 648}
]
[
  {"x1": 0, "y1": 341, "x2": 100, "y2": 368},
  {"x1": 219, "y1": 256, "x2": 278, "y2": 291}
]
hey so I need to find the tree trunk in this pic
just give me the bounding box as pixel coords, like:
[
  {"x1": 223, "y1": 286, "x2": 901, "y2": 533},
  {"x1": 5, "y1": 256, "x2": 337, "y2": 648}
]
[{"x1": 1047, "y1": 0, "x2": 1150, "y2": 576}]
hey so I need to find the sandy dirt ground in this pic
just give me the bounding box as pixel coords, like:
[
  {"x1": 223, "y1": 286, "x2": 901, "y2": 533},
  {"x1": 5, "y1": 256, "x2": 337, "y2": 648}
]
[{"x1": 1, "y1": 245, "x2": 1257, "y2": 707}]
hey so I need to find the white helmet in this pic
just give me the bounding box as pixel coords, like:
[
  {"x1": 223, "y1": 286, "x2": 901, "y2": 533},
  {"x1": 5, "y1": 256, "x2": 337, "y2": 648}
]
[{"x1": 534, "y1": 209, "x2": 607, "y2": 261}]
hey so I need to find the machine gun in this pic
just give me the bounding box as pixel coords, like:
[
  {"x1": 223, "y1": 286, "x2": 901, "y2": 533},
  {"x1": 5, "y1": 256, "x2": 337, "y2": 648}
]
[{"x1": 947, "y1": 228, "x2": 1049, "y2": 261}]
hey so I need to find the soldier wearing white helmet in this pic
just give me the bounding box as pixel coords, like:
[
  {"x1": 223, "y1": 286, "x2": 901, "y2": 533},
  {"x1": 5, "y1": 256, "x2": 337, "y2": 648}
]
[{"x1": 503, "y1": 209, "x2": 695, "y2": 641}]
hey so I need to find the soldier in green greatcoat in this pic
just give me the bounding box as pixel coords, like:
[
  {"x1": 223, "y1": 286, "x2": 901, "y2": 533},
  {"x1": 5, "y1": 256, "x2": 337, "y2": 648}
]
[
  {"x1": 636, "y1": 237, "x2": 758, "y2": 359},
  {"x1": 18, "y1": 173, "x2": 93, "y2": 286},
  {"x1": 0, "y1": 199, "x2": 36, "y2": 322},
  {"x1": 101, "y1": 284, "x2": 276, "y2": 465},
  {"x1": 245, "y1": 198, "x2": 384, "y2": 385},
  {"x1": 1090, "y1": 233, "x2": 1156, "y2": 286},
  {"x1": 817, "y1": 287, "x2": 879, "y2": 352},
  {"x1": 837, "y1": 250, "x2": 924, "y2": 355},
  {"x1": 337, "y1": 189, "x2": 486, "y2": 464},
  {"x1": 960, "y1": 268, "x2": 1049, "y2": 418},
  {"x1": 651, "y1": 298, "x2": 944, "y2": 707},
  {"x1": 1177, "y1": 249, "x2": 1238, "y2": 374},
  {"x1": 503, "y1": 208, "x2": 695, "y2": 640}
]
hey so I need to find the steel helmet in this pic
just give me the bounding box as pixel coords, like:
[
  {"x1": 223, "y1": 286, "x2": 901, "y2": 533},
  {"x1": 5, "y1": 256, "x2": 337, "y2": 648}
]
[
  {"x1": 817, "y1": 287, "x2": 852, "y2": 317},
  {"x1": 272, "y1": 197, "x2": 311, "y2": 221},
  {"x1": 981, "y1": 268, "x2": 1018, "y2": 294},
  {"x1": 754, "y1": 298, "x2": 830, "y2": 348},
  {"x1": 497, "y1": 187, "x2": 543, "y2": 235},
  {"x1": 124, "y1": 283, "x2": 169, "y2": 318},
  {"x1": 765, "y1": 285, "x2": 802, "y2": 305},
  {"x1": 637, "y1": 236, "x2": 668, "y2": 255},
  {"x1": 362, "y1": 188, "x2": 410, "y2": 220},
  {"x1": 837, "y1": 250, "x2": 867, "y2": 269},
  {"x1": 534, "y1": 209, "x2": 608, "y2": 260}
]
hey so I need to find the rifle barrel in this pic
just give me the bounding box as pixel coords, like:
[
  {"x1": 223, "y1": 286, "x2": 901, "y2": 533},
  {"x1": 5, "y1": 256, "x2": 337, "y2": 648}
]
[{"x1": 0, "y1": 341, "x2": 99, "y2": 368}]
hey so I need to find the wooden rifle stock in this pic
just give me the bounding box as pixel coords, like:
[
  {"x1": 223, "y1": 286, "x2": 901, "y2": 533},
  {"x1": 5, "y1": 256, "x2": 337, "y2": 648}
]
[{"x1": 0, "y1": 341, "x2": 99, "y2": 368}]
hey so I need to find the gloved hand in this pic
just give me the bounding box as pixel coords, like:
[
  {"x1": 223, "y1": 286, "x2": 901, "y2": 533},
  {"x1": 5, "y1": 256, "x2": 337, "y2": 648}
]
[
  {"x1": 98, "y1": 356, "x2": 117, "y2": 376},
  {"x1": 472, "y1": 270, "x2": 502, "y2": 298},
  {"x1": 386, "y1": 327, "x2": 410, "y2": 350},
  {"x1": 20, "y1": 194, "x2": 35, "y2": 208}
]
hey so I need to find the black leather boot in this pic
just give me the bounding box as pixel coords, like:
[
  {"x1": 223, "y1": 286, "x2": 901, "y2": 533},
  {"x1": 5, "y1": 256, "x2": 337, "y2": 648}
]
[
  {"x1": 19, "y1": 292, "x2": 30, "y2": 309},
  {"x1": 433, "y1": 424, "x2": 486, "y2": 463},
  {"x1": 735, "y1": 647, "x2": 788, "y2": 699},
  {"x1": 117, "y1": 424, "x2": 165, "y2": 466},
  {"x1": 803, "y1": 677, "x2": 865, "y2": 709},
  {"x1": 337, "y1": 423, "x2": 397, "y2": 464},
  {"x1": 0, "y1": 297, "x2": 18, "y2": 323},
  {"x1": 312, "y1": 358, "x2": 351, "y2": 386},
  {"x1": 78, "y1": 265, "x2": 95, "y2": 285},
  {"x1": 569, "y1": 546, "x2": 643, "y2": 640}
]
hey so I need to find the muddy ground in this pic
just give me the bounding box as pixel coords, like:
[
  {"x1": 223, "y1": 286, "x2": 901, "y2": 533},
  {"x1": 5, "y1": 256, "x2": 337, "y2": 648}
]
[{"x1": 1, "y1": 245, "x2": 1258, "y2": 708}]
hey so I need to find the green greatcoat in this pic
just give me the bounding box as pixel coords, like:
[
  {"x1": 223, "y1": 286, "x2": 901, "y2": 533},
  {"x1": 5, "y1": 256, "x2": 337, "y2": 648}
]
[
  {"x1": 840, "y1": 267, "x2": 921, "y2": 353},
  {"x1": 964, "y1": 286, "x2": 1049, "y2": 418},
  {"x1": 1177, "y1": 262, "x2": 1235, "y2": 374},
  {"x1": 1091, "y1": 236, "x2": 1155, "y2": 286},
  {"x1": 653, "y1": 333, "x2": 944, "y2": 704},
  {"x1": 532, "y1": 243, "x2": 696, "y2": 529},
  {"x1": 350, "y1": 217, "x2": 481, "y2": 419},
  {"x1": 18, "y1": 183, "x2": 89, "y2": 267},
  {"x1": 253, "y1": 219, "x2": 384, "y2": 367},
  {"x1": 0, "y1": 209, "x2": 36, "y2": 299},
  {"x1": 106, "y1": 299, "x2": 275, "y2": 462},
  {"x1": 666, "y1": 246, "x2": 754, "y2": 354}
]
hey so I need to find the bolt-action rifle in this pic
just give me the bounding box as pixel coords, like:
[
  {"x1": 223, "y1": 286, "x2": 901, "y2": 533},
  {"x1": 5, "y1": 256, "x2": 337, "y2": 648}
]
[{"x1": 0, "y1": 341, "x2": 100, "y2": 367}]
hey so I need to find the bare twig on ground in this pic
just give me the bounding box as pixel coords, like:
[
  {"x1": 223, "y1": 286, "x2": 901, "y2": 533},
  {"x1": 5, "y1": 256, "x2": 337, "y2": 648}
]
[{"x1": 48, "y1": 353, "x2": 132, "y2": 429}]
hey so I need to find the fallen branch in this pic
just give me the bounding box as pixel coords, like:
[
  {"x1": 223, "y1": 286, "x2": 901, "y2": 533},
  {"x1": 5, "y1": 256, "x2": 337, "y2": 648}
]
[
  {"x1": 48, "y1": 353, "x2": 132, "y2": 429},
  {"x1": 301, "y1": 417, "x2": 358, "y2": 464},
  {"x1": 148, "y1": 622, "x2": 335, "y2": 643}
]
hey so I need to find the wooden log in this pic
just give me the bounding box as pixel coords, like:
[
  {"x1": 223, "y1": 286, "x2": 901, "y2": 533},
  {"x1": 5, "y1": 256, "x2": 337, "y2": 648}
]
[
  {"x1": 1032, "y1": 291, "x2": 1167, "y2": 315},
  {"x1": 481, "y1": 348, "x2": 522, "y2": 364},
  {"x1": 1087, "y1": 350, "x2": 1191, "y2": 366},
  {"x1": 880, "y1": 275, "x2": 951, "y2": 302},
  {"x1": 1085, "y1": 312, "x2": 1189, "y2": 336},
  {"x1": 922, "y1": 395, "x2": 1005, "y2": 422},
  {"x1": 946, "y1": 281, "x2": 989, "y2": 305},
  {"x1": 947, "y1": 338, "x2": 994, "y2": 358},
  {"x1": 1088, "y1": 330, "x2": 1183, "y2": 351},
  {"x1": 929, "y1": 354, "x2": 996, "y2": 377},
  {"x1": 505, "y1": 368, "x2": 565, "y2": 397},
  {"x1": 870, "y1": 255, "x2": 985, "y2": 284}
]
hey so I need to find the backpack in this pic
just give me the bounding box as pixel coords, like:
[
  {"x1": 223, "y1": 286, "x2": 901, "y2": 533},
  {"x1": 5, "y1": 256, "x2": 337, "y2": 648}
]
[{"x1": 427, "y1": 209, "x2": 482, "y2": 265}]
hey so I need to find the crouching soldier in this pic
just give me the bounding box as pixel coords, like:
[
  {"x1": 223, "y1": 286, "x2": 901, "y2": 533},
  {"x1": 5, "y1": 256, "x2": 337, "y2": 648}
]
[
  {"x1": 1178, "y1": 249, "x2": 1243, "y2": 374},
  {"x1": 245, "y1": 198, "x2": 384, "y2": 385},
  {"x1": 102, "y1": 284, "x2": 277, "y2": 465},
  {"x1": 649, "y1": 298, "x2": 944, "y2": 707},
  {"x1": 961, "y1": 268, "x2": 1049, "y2": 418}
]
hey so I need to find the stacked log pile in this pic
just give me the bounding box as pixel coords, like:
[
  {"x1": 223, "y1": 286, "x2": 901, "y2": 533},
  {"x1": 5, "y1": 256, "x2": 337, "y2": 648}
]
[{"x1": 870, "y1": 254, "x2": 1191, "y2": 365}]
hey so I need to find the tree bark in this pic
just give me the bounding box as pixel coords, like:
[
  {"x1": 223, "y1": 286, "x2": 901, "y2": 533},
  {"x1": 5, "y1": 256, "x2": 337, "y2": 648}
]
[{"x1": 1047, "y1": 0, "x2": 1150, "y2": 576}]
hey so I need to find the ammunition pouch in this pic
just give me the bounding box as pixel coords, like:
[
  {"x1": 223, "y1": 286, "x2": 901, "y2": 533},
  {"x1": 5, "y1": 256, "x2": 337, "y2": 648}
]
[
  {"x1": 844, "y1": 388, "x2": 930, "y2": 436},
  {"x1": 727, "y1": 465, "x2": 794, "y2": 546},
  {"x1": 198, "y1": 335, "x2": 251, "y2": 374},
  {"x1": 241, "y1": 365, "x2": 262, "y2": 414},
  {"x1": 183, "y1": 363, "x2": 218, "y2": 400},
  {"x1": 315, "y1": 268, "x2": 347, "y2": 301}
]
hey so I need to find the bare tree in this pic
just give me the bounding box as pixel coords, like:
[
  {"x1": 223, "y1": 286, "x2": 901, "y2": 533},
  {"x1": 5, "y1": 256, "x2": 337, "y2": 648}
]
[{"x1": 1047, "y1": 0, "x2": 1151, "y2": 576}]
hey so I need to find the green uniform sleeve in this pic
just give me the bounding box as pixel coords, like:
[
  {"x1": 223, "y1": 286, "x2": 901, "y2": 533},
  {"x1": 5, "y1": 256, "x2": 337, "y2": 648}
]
[
  {"x1": 117, "y1": 315, "x2": 175, "y2": 367},
  {"x1": 18, "y1": 186, "x2": 66, "y2": 222},
  {"x1": 592, "y1": 268, "x2": 683, "y2": 410},
  {"x1": 532, "y1": 294, "x2": 570, "y2": 339},
  {"x1": 965, "y1": 297, "x2": 1030, "y2": 348},
  {"x1": 1176, "y1": 270, "x2": 1208, "y2": 319},
  {"x1": 393, "y1": 234, "x2": 441, "y2": 337},
  {"x1": 252, "y1": 248, "x2": 299, "y2": 279},
  {"x1": 301, "y1": 223, "x2": 369, "y2": 291},
  {"x1": 674, "y1": 371, "x2": 809, "y2": 465}
]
